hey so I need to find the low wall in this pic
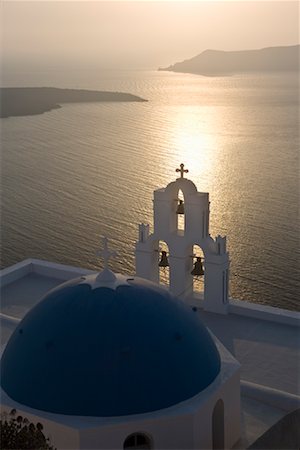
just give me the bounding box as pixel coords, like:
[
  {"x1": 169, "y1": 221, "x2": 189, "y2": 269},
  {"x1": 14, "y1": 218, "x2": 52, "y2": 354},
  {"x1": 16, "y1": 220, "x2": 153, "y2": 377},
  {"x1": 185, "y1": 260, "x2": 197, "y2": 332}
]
[
  {"x1": 187, "y1": 293, "x2": 299, "y2": 327},
  {"x1": 30, "y1": 259, "x2": 94, "y2": 280},
  {"x1": 228, "y1": 299, "x2": 300, "y2": 327},
  {"x1": 241, "y1": 380, "x2": 300, "y2": 412},
  {"x1": 0, "y1": 258, "x2": 94, "y2": 287},
  {"x1": 0, "y1": 259, "x2": 33, "y2": 287},
  {"x1": 1, "y1": 259, "x2": 299, "y2": 327}
]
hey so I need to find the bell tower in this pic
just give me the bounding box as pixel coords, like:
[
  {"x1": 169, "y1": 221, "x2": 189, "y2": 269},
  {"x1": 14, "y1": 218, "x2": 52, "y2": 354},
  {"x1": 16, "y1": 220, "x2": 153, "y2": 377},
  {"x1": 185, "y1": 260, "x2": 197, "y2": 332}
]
[{"x1": 135, "y1": 164, "x2": 230, "y2": 314}]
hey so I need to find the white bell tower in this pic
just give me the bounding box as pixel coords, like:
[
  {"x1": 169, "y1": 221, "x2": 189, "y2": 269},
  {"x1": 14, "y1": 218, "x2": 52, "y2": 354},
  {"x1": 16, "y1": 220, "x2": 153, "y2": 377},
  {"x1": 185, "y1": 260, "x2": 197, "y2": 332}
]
[{"x1": 135, "y1": 164, "x2": 230, "y2": 314}]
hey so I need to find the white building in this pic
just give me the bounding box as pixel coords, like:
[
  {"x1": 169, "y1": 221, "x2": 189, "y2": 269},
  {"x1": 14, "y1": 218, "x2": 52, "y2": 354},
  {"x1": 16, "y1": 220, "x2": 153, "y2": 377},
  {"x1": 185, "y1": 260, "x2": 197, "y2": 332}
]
[
  {"x1": 1, "y1": 166, "x2": 299, "y2": 449},
  {"x1": 1, "y1": 264, "x2": 241, "y2": 449}
]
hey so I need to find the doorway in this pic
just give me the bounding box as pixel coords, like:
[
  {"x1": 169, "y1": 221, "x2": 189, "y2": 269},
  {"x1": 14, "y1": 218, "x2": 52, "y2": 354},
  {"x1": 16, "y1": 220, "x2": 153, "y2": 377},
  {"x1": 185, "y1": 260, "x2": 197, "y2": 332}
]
[{"x1": 212, "y1": 399, "x2": 224, "y2": 450}]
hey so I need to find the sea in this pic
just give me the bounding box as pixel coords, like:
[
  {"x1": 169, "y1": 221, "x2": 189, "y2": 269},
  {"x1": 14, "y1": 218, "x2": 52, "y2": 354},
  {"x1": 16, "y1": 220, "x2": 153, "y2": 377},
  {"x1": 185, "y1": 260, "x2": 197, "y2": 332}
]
[{"x1": 1, "y1": 69, "x2": 299, "y2": 311}]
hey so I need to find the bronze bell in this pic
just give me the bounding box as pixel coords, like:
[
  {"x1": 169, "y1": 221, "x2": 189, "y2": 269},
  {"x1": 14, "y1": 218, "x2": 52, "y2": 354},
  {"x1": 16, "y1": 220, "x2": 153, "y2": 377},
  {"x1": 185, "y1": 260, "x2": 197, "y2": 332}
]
[
  {"x1": 159, "y1": 250, "x2": 169, "y2": 267},
  {"x1": 191, "y1": 257, "x2": 204, "y2": 276},
  {"x1": 176, "y1": 199, "x2": 184, "y2": 215}
]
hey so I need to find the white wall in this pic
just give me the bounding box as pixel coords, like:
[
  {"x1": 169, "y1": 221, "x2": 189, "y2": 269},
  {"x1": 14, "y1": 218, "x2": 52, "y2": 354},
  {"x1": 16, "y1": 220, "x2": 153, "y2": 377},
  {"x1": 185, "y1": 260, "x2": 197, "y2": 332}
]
[{"x1": 79, "y1": 413, "x2": 194, "y2": 450}]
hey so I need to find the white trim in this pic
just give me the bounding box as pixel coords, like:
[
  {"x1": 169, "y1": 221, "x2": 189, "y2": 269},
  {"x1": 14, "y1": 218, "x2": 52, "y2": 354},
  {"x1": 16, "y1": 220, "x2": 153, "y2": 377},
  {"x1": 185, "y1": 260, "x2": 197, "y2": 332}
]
[
  {"x1": 240, "y1": 380, "x2": 300, "y2": 412},
  {"x1": 0, "y1": 259, "x2": 95, "y2": 287},
  {"x1": 228, "y1": 298, "x2": 300, "y2": 327}
]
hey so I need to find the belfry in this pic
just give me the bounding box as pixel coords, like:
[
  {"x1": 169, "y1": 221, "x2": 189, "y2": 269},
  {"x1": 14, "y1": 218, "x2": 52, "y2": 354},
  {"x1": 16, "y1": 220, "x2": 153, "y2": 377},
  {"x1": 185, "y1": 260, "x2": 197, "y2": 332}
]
[{"x1": 136, "y1": 164, "x2": 230, "y2": 314}]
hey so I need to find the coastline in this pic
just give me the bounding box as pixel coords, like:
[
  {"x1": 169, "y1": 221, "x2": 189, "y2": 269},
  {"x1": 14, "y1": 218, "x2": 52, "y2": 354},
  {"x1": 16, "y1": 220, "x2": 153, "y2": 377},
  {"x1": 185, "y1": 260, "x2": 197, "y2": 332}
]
[
  {"x1": 158, "y1": 45, "x2": 299, "y2": 77},
  {"x1": 0, "y1": 87, "x2": 148, "y2": 118}
]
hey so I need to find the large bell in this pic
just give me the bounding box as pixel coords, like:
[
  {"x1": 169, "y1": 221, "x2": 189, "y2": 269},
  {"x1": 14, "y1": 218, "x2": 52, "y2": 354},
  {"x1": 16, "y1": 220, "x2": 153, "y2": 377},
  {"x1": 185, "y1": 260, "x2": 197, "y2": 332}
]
[
  {"x1": 159, "y1": 250, "x2": 169, "y2": 267},
  {"x1": 191, "y1": 257, "x2": 204, "y2": 276},
  {"x1": 176, "y1": 199, "x2": 185, "y2": 215}
]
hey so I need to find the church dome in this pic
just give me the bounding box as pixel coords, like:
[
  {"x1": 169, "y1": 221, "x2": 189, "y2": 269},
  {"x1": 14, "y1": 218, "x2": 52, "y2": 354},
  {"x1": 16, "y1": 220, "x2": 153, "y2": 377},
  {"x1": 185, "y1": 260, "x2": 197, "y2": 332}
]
[{"x1": 1, "y1": 273, "x2": 221, "y2": 417}]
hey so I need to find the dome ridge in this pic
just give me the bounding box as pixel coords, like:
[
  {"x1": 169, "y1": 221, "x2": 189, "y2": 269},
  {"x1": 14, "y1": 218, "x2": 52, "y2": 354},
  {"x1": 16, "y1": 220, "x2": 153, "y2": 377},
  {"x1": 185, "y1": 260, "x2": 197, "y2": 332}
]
[{"x1": 81, "y1": 271, "x2": 129, "y2": 290}]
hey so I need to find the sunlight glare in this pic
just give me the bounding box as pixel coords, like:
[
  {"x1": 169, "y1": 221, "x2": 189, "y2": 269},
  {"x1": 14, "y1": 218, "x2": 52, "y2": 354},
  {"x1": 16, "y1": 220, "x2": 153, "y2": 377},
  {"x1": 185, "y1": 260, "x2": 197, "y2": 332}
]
[{"x1": 169, "y1": 109, "x2": 219, "y2": 185}]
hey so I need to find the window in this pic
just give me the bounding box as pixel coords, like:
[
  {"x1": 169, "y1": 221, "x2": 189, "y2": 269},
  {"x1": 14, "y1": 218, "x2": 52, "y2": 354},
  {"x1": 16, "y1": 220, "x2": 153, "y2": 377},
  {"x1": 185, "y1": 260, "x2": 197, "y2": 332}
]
[{"x1": 123, "y1": 433, "x2": 152, "y2": 449}]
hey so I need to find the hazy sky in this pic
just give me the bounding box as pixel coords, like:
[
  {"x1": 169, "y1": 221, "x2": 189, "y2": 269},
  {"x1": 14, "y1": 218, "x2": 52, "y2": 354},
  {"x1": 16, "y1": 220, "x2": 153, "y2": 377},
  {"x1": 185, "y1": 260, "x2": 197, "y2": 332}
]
[{"x1": 2, "y1": 1, "x2": 299, "y2": 71}]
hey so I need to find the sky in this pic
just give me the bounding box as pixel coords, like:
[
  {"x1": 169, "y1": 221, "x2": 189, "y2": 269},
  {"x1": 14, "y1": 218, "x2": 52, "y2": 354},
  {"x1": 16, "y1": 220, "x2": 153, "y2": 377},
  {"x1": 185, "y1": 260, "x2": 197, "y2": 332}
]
[{"x1": 2, "y1": 1, "x2": 299, "y2": 71}]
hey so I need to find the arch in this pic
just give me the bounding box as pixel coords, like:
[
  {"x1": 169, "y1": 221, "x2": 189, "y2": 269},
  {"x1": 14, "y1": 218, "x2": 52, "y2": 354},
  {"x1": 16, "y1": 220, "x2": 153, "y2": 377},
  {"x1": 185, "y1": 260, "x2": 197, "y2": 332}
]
[
  {"x1": 192, "y1": 244, "x2": 205, "y2": 294},
  {"x1": 186, "y1": 236, "x2": 214, "y2": 259},
  {"x1": 158, "y1": 240, "x2": 170, "y2": 287},
  {"x1": 165, "y1": 178, "x2": 198, "y2": 199},
  {"x1": 176, "y1": 189, "x2": 185, "y2": 233},
  {"x1": 212, "y1": 399, "x2": 224, "y2": 450},
  {"x1": 123, "y1": 432, "x2": 152, "y2": 450}
]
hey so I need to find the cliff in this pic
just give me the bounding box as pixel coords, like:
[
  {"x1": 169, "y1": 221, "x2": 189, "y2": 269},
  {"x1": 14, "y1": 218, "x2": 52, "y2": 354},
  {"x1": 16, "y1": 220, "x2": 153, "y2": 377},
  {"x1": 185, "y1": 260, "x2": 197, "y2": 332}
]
[{"x1": 159, "y1": 45, "x2": 299, "y2": 76}]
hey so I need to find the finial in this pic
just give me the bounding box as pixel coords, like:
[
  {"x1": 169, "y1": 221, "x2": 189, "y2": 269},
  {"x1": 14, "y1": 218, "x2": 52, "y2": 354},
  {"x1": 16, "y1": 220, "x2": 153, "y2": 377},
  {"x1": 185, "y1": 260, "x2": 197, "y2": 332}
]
[
  {"x1": 176, "y1": 163, "x2": 189, "y2": 179},
  {"x1": 96, "y1": 237, "x2": 117, "y2": 271},
  {"x1": 80, "y1": 236, "x2": 127, "y2": 288}
]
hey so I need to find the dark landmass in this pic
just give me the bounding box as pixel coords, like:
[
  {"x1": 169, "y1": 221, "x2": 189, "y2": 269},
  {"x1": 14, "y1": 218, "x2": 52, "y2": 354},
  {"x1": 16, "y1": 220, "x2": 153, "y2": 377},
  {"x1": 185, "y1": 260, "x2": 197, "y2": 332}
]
[
  {"x1": 0, "y1": 87, "x2": 148, "y2": 118},
  {"x1": 159, "y1": 45, "x2": 299, "y2": 76}
]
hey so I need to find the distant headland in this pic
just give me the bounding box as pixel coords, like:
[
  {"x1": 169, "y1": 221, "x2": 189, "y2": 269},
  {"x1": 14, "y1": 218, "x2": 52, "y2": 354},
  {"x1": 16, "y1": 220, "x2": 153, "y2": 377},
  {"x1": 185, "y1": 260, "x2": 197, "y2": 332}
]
[
  {"x1": 158, "y1": 45, "x2": 299, "y2": 76},
  {"x1": 0, "y1": 87, "x2": 148, "y2": 118}
]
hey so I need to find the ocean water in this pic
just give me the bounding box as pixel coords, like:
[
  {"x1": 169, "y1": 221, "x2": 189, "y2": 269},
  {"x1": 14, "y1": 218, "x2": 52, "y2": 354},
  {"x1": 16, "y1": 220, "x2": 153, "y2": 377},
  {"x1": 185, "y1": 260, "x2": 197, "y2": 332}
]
[{"x1": 1, "y1": 70, "x2": 299, "y2": 310}]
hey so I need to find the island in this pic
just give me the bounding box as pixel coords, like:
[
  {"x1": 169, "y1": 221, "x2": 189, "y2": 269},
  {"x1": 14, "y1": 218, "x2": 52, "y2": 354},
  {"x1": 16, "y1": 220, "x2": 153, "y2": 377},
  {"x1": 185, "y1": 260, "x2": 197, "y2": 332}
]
[
  {"x1": 0, "y1": 87, "x2": 148, "y2": 118},
  {"x1": 158, "y1": 45, "x2": 299, "y2": 76}
]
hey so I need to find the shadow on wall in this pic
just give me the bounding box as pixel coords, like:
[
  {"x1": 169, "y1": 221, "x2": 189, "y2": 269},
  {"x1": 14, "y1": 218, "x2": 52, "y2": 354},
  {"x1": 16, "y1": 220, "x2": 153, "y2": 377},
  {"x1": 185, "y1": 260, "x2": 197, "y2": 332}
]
[{"x1": 248, "y1": 408, "x2": 300, "y2": 450}]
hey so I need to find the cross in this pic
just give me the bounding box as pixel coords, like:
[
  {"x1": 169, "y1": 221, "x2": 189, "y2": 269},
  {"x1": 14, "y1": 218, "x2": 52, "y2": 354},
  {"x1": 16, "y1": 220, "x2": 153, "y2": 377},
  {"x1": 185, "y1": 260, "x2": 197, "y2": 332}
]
[
  {"x1": 176, "y1": 163, "x2": 189, "y2": 179},
  {"x1": 96, "y1": 237, "x2": 117, "y2": 270}
]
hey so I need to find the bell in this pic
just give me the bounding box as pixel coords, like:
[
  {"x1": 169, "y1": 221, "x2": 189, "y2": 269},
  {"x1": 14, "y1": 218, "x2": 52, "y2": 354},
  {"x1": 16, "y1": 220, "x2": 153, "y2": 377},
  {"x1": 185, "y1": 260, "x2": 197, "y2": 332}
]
[
  {"x1": 159, "y1": 250, "x2": 169, "y2": 267},
  {"x1": 191, "y1": 257, "x2": 204, "y2": 276},
  {"x1": 176, "y1": 199, "x2": 185, "y2": 215}
]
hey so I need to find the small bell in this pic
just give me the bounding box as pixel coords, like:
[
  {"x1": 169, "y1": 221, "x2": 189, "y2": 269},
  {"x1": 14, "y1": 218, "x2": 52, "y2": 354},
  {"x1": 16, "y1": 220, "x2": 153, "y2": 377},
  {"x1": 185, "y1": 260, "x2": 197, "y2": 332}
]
[
  {"x1": 176, "y1": 199, "x2": 184, "y2": 215},
  {"x1": 159, "y1": 250, "x2": 169, "y2": 267},
  {"x1": 191, "y1": 257, "x2": 204, "y2": 276}
]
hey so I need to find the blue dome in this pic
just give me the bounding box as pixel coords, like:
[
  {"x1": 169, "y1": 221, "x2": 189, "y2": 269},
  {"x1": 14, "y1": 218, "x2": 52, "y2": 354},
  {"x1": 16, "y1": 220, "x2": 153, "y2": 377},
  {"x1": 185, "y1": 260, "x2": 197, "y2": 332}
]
[{"x1": 1, "y1": 274, "x2": 221, "y2": 417}]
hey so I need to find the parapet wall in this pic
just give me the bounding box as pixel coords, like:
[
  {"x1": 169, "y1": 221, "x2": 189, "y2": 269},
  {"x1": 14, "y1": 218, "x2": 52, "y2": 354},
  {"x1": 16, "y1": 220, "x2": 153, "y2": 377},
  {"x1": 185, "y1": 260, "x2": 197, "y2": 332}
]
[
  {"x1": 185, "y1": 292, "x2": 300, "y2": 328},
  {"x1": 1, "y1": 259, "x2": 299, "y2": 328}
]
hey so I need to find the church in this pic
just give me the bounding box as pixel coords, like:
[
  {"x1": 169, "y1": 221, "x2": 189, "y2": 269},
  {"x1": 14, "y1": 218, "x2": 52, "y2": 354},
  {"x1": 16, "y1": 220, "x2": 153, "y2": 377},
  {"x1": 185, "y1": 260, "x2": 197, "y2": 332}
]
[{"x1": 1, "y1": 166, "x2": 298, "y2": 449}]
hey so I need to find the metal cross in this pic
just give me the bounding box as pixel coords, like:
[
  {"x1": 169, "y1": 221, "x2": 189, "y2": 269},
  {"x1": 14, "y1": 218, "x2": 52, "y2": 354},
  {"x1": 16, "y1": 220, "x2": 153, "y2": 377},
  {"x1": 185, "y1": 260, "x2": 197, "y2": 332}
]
[
  {"x1": 96, "y1": 237, "x2": 117, "y2": 270},
  {"x1": 176, "y1": 163, "x2": 189, "y2": 178}
]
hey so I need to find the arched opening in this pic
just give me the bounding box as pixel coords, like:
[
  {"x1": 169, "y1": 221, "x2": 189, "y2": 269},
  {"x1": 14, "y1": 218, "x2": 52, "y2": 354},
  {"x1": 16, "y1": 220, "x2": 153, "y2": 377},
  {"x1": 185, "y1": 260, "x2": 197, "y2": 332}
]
[
  {"x1": 176, "y1": 189, "x2": 185, "y2": 234},
  {"x1": 212, "y1": 399, "x2": 224, "y2": 450},
  {"x1": 192, "y1": 245, "x2": 205, "y2": 295},
  {"x1": 222, "y1": 269, "x2": 229, "y2": 304},
  {"x1": 158, "y1": 240, "x2": 170, "y2": 287},
  {"x1": 123, "y1": 433, "x2": 152, "y2": 450}
]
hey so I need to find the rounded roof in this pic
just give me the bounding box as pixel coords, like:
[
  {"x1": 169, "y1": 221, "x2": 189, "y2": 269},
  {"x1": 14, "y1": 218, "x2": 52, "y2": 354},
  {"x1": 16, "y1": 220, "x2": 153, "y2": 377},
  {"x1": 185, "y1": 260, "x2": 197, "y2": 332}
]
[{"x1": 1, "y1": 273, "x2": 221, "y2": 417}]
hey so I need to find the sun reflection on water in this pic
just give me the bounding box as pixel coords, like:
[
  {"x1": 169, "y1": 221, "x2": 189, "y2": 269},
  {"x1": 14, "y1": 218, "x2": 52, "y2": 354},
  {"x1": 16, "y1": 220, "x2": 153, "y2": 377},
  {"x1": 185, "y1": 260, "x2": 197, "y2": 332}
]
[
  {"x1": 162, "y1": 107, "x2": 222, "y2": 190},
  {"x1": 2, "y1": 70, "x2": 298, "y2": 310}
]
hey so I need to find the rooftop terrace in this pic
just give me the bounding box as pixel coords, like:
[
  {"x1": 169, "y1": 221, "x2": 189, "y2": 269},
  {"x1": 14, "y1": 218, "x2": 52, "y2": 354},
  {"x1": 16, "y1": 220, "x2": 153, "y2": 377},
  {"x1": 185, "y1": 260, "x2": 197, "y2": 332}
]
[{"x1": 1, "y1": 259, "x2": 299, "y2": 448}]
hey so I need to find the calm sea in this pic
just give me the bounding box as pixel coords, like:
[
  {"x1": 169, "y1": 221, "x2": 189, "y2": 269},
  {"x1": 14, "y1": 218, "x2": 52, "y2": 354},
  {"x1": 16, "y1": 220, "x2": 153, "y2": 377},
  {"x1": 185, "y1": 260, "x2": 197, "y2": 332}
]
[{"x1": 1, "y1": 70, "x2": 299, "y2": 310}]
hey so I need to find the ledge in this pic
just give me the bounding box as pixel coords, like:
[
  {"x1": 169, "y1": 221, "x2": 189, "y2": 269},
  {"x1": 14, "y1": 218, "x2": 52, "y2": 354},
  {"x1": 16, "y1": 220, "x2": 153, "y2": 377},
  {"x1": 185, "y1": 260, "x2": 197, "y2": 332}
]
[
  {"x1": 186, "y1": 293, "x2": 299, "y2": 327},
  {"x1": 1, "y1": 259, "x2": 299, "y2": 327}
]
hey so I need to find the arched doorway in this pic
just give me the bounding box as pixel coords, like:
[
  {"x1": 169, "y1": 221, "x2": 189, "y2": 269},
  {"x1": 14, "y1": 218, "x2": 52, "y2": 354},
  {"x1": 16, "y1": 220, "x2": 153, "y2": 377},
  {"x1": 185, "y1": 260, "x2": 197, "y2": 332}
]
[
  {"x1": 212, "y1": 399, "x2": 224, "y2": 450},
  {"x1": 123, "y1": 433, "x2": 152, "y2": 450}
]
